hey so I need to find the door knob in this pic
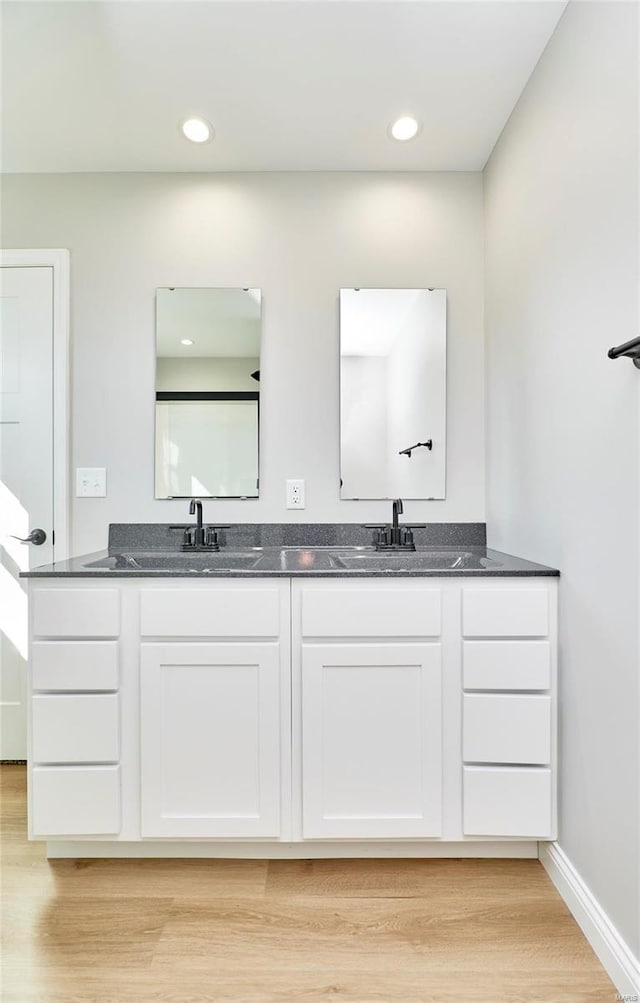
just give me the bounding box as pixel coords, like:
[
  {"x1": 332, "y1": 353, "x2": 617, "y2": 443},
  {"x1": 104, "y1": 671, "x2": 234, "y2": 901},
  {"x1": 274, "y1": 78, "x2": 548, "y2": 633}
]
[{"x1": 10, "y1": 528, "x2": 47, "y2": 546}]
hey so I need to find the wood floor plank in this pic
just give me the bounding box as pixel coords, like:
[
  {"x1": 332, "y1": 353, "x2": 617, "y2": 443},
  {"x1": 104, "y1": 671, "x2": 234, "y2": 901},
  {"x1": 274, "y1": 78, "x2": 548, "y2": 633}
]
[
  {"x1": 0, "y1": 764, "x2": 617, "y2": 1003},
  {"x1": 149, "y1": 894, "x2": 609, "y2": 975},
  {"x1": 264, "y1": 857, "x2": 555, "y2": 899},
  {"x1": 3, "y1": 893, "x2": 174, "y2": 960},
  {"x1": 0, "y1": 972, "x2": 618, "y2": 1003},
  {"x1": 13, "y1": 857, "x2": 269, "y2": 900}
]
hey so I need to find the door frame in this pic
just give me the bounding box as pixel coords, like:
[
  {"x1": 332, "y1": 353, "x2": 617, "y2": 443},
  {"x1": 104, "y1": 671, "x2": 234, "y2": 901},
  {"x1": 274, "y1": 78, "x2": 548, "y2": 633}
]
[{"x1": 1, "y1": 249, "x2": 70, "y2": 560}]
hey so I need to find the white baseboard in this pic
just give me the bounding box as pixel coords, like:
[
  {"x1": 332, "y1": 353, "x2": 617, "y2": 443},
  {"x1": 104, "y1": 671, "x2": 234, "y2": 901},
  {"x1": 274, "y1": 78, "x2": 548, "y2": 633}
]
[{"x1": 539, "y1": 842, "x2": 640, "y2": 998}]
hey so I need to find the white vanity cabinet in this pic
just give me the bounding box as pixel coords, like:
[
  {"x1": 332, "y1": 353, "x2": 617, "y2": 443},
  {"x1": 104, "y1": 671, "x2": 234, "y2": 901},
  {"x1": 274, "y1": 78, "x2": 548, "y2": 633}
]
[
  {"x1": 27, "y1": 574, "x2": 557, "y2": 854},
  {"x1": 295, "y1": 582, "x2": 443, "y2": 839},
  {"x1": 138, "y1": 583, "x2": 290, "y2": 839}
]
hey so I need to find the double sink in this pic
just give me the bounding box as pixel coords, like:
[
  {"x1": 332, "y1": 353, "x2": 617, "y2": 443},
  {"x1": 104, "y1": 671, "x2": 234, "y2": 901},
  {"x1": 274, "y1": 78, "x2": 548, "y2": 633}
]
[{"x1": 84, "y1": 547, "x2": 502, "y2": 574}]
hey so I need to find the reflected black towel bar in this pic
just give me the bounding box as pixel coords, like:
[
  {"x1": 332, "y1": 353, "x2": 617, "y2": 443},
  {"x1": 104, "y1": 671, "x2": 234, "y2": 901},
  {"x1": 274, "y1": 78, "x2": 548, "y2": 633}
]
[
  {"x1": 608, "y1": 336, "x2": 640, "y2": 368},
  {"x1": 399, "y1": 440, "x2": 433, "y2": 458}
]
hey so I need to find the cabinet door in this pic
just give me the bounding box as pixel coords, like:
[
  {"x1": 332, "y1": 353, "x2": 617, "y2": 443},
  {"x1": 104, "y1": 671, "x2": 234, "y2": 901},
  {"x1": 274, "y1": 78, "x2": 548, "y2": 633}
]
[
  {"x1": 141, "y1": 643, "x2": 281, "y2": 838},
  {"x1": 302, "y1": 644, "x2": 442, "y2": 839}
]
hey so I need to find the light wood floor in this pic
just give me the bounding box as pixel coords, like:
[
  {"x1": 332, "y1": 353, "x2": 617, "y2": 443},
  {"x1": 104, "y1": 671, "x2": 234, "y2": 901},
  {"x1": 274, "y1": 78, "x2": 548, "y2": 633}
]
[{"x1": 1, "y1": 766, "x2": 615, "y2": 1002}]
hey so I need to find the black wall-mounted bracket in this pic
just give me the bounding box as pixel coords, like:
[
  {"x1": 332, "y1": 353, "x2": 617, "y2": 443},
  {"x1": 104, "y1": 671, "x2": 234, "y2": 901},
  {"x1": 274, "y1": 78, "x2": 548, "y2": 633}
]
[
  {"x1": 608, "y1": 336, "x2": 640, "y2": 369},
  {"x1": 399, "y1": 440, "x2": 433, "y2": 458}
]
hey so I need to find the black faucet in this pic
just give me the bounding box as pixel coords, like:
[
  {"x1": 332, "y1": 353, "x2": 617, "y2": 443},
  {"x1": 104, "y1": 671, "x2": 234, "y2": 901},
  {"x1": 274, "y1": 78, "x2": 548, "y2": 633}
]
[
  {"x1": 364, "y1": 498, "x2": 427, "y2": 551},
  {"x1": 391, "y1": 498, "x2": 403, "y2": 546},
  {"x1": 189, "y1": 499, "x2": 203, "y2": 545},
  {"x1": 169, "y1": 499, "x2": 230, "y2": 551}
]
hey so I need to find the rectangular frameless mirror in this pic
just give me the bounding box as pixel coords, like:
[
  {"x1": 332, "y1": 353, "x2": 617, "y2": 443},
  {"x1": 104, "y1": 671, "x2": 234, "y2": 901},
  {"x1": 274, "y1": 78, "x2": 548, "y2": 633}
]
[
  {"x1": 155, "y1": 287, "x2": 261, "y2": 499},
  {"x1": 340, "y1": 288, "x2": 446, "y2": 500}
]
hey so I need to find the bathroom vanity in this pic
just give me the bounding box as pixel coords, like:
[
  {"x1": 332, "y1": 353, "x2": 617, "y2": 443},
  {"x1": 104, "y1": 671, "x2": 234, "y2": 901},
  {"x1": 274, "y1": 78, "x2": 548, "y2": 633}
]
[{"x1": 23, "y1": 524, "x2": 558, "y2": 859}]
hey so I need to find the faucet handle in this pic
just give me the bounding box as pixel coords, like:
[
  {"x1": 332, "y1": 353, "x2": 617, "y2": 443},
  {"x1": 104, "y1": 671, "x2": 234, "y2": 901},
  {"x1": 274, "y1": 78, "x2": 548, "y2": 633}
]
[
  {"x1": 399, "y1": 526, "x2": 416, "y2": 549},
  {"x1": 203, "y1": 525, "x2": 230, "y2": 549},
  {"x1": 363, "y1": 526, "x2": 392, "y2": 548},
  {"x1": 203, "y1": 526, "x2": 219, "y2": 549}
]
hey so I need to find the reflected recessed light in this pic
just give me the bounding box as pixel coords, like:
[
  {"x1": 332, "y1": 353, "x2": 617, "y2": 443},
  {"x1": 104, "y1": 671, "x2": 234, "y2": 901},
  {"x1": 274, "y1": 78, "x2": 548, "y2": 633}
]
[
  {"x1": 390, "y1": 116, "x2": 420, "y2": 142},
  {"x1": 180, "y1": 338, "x2": 194, "y2": 346},
  {"x1": 180, "y1": 117, "x2": 214, "y2": 144}
]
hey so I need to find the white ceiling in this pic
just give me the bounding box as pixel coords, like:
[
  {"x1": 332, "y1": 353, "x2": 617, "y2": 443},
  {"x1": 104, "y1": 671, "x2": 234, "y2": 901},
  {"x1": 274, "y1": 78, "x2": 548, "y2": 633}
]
[
  {"x1": 341, "y1": 288, "x2": 427, "y2": 356},
  {"x1": 2, "y1": 1, "x2": 567, "y2": 173},
  {"x1": 156, "y1": 287, "x2": 261, "y2": 357}
]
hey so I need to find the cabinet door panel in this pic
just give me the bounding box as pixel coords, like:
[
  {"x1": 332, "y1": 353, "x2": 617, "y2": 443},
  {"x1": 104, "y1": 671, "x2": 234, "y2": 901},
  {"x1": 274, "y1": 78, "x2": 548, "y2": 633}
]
[
  {"x1": 302, "y1": 644, "x2": 442, "y2": 838},
  {"x1": 141, "y1": 643, "x2": 281, "y2": 838}
]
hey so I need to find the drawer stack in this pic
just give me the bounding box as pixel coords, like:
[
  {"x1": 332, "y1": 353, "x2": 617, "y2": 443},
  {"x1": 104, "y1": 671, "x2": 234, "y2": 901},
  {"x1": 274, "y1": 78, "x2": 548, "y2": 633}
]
[
  {"x1": 461, "y1": 588, "x2": 554, "y2": 838},
  {"x1": 30, "y1": 589, "x2": 121, "y2": 837}
]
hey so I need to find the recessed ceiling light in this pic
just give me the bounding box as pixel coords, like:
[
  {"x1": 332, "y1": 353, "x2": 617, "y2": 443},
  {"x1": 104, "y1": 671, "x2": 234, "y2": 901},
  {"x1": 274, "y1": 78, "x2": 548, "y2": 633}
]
[
  {"x1": 180, "y1": 338, "x2": 194, "y2": 346},
  {"x1": 180, "y1": 117, "x2": 214, "y2": 144},
  {"x1": 389, "y1": 116, "x2": 420, "y2": 142}
]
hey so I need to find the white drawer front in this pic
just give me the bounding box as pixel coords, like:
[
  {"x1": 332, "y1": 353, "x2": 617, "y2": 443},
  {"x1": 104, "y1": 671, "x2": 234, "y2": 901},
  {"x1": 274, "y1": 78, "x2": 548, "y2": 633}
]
[
  {"x1": 32, "y1": 589, "x2": 120, "y2": 638},
  {"x1": 463, "y1": 766, "x2": 552, "y2": 838},
  {"x1": 463, "y1": 693, "x2": 551, "y2": 765},
  {"x1": 463, "y1": 641, "x2": 551, "y2": 691},
  {"x1": 140, "y1": 589, "x2": 280, "y2": 638},
  {"x1": 32, "y1": 694, "x2": 119, "y2": 763},
  {"x1": 301, "y1": 588, "x2": 441, "y2": 638},
  {"x1": 31, "y1": 765, "x2": 121, "y2": 836},
  {"x1": 31, "y1": 642, "x2": 119, "y2": 691},
  {"x1": 462, "y1": 588, "x2": 549, "y2": 638}
]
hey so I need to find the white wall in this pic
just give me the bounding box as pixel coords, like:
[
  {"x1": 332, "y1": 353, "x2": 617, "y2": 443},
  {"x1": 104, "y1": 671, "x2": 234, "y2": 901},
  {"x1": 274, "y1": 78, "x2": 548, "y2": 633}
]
[
  {"x1": 156, "y1": 357, "x2": 260, "y2": 393},
  {"x1": 0, "y1": 172, "x2": 485, "y2": 554},
  {"x1": 485, "y1": 0, "x2": 639, "y2": 956},
  {"x1": 340, "y1": 355, "x2": 388, "y2": 498}
]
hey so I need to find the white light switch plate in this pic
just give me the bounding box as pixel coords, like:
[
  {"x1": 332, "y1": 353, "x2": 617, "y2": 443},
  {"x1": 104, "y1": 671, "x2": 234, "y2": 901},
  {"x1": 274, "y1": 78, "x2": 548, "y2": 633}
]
[
  {"x1": 286, "y1": 479, "x2": 305, "y2": 509},
  {"x1": 76, "y1": 467, "x2": 107, "y2": 498}
]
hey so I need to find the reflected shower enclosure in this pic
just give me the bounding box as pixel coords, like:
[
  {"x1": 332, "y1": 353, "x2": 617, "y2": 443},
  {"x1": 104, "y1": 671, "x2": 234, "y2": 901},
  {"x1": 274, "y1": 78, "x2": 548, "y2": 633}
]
[
  {"x1": 339, "y1": 288, "x2": 447, "y2": 500},
  {"x1": 155, "y1": 287, "x2": 261, "y2": 499}
]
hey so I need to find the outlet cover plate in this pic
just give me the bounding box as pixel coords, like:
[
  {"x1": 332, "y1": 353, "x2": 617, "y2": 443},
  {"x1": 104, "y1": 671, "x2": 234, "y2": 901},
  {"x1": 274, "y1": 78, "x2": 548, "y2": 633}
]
[{"x1": 286, "y1": 478, "x2": 305, "y2": 509}]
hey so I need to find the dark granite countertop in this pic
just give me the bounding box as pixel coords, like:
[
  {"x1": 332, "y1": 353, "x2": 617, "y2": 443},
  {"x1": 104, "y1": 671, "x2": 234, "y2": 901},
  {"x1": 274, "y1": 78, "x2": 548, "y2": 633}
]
[{"x1": 21, "y1": 523, "x2": 559, "y2": 578}]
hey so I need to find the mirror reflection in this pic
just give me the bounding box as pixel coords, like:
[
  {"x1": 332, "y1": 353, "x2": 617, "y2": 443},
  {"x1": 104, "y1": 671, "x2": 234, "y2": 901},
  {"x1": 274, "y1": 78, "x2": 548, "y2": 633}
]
[
  {"x1": 340, "y1": 288, "x2": 446, "y2": 500},
  {"x1": 155, "y1": 287, "x2": 261, "y2": 499}
]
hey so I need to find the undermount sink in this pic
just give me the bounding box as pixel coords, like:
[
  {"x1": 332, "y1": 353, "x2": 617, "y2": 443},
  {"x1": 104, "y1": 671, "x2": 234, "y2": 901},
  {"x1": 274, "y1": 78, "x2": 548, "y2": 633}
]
[
  {"x1": 328, "y1": 550, "x2": 502, "y2": 571},
  {"x1": 82, "y1": 546, "x2": 503, "y2": 574},
  {"x1": 84, "y1": 551, "x2": 263, "y2": 572}
]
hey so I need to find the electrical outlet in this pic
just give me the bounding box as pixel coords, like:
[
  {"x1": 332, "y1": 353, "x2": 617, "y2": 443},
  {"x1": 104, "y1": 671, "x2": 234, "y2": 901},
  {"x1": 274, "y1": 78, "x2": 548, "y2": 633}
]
[
  {"x1": 286, "y1": 479, "x2": 305, "y2": 509},
  {"x1": 76, "y1": 467, "x2": 107, "y2": 498}
]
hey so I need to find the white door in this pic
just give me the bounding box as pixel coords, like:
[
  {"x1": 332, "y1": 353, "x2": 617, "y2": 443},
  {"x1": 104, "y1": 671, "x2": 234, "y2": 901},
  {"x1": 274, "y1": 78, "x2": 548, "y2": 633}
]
[
  {"x1": 1, "y1": 266, "x2": 56, "y2": 759},
  {"x1": 140, "y1": 642, "x2": 282, "y2": 838},
  {"x1": 301, "y1": 643, "x2": 442, "y2": 839}
]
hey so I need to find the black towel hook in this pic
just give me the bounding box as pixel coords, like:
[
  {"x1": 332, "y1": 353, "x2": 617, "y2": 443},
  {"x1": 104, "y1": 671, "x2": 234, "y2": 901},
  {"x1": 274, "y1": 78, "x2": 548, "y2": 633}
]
[{"x1": 608, "y1": 336, "x2": 640, "y2": 369}]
